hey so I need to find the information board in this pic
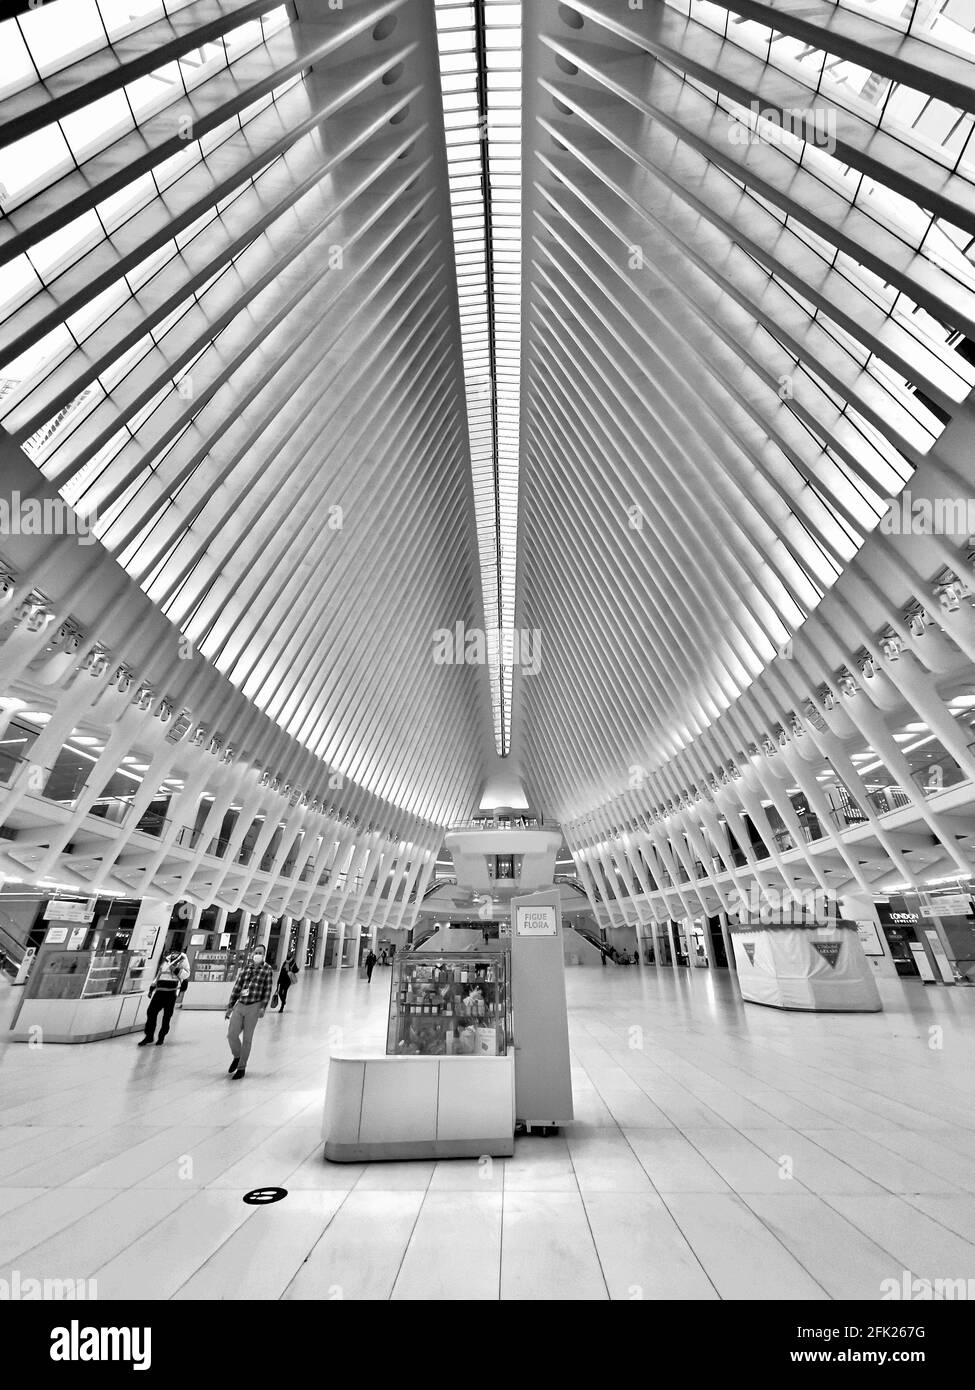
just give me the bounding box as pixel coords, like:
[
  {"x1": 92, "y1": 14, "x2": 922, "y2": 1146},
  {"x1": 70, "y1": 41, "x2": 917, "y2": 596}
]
[{"x1": 43, "y1": 899, "x2": 95, "y2": 923}]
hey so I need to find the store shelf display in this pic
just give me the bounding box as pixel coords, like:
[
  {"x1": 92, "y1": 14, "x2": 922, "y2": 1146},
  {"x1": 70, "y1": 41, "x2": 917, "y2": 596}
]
[{"x1": 385, "y1": 952, "x2": 511, "y2": 1057}]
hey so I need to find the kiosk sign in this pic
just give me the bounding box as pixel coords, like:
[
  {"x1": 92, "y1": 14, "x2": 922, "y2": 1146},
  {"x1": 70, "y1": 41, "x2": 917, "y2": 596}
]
[
  {"x1": 515, "y1": 905, "x2": 557, "y2": 937},
  {"x1": 43, "y1": 899, "x2": 95, "y2": 924}
]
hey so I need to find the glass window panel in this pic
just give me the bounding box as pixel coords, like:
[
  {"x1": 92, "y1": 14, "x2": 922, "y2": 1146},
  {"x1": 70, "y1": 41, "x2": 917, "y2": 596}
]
[
  {"x1": 224, "y1": 20, "x2": 266, "y2": 60},
  {"x1": 0, "y1": 21, "x2": 37, "y2": 101},
  {"x1": 60, "y1": 90, "x2": 134, "y2": 164},
  {"x1": 96, "y1": 0, "x2": 165, "y2": 42},
  {"x1": 17, "y1": 0, "x2": 105, "y2": 78},
  {"x1": 97, "y1": 172, "x2": 158, "y2": 234},
  {"x1": 0, "y1": 256, "x2": 42, "y2": 322},
  {"x1": 0, "y1": 324, "x2": 75, "y2": 407},
  {"x1": 178, "y1": 42, "x2": 227, "y2": 92},
  {"x1": 125, "y1": 63, "x2": 183, "y2": 123},
  {"x1": 0, "y1": 124, "x2": 74, "y2": 211},
  {"x1": 28, "y1": 209, "x2": 103, "y2": 281}
]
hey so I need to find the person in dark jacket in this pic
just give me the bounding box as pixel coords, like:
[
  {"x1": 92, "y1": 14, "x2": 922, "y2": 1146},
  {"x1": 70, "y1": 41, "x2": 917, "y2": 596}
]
[
  {"x1": 139, "y1": 949, "x2": 190, "y2": 1046},
  {"x1": 365, "y1": 949, "x2": 378, "y2": 983},
  {"x1": 275, "y1": 956, "x2": 299, "y2": 1012}
]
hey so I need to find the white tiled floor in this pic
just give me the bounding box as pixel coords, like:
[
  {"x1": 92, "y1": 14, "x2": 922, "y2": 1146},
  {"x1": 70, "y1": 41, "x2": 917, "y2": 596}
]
[{"x1": 2, "y1": 966, "x2": 975, "y2": 1300}]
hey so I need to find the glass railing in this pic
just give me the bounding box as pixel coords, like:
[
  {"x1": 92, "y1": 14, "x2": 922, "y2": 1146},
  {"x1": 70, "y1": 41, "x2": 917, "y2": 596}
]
[
  {"x1": 88, "y1": 796, "x2": 134, "y2": 825},
  {"x1": 134, "y1": 810, "x2": 170, "y2": 838},
  {"x1": 0, "y1": 751, "x2": 30, "y2": 785},
  {"x1": 448, "y1": 816, "x2": 547, "y2": 830}
]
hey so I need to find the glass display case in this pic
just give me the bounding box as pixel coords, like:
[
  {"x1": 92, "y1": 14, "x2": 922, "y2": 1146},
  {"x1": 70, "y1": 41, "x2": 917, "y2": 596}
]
[
  {"x1": 188, "y1": 949, "x2": 244, "y2": 984},
  {"x1": 386, "y1": 951, "x2": 511, "y2": 1057},
  {"x1": 28, "y1": 948, "x2": 145, "y2": 1001}
]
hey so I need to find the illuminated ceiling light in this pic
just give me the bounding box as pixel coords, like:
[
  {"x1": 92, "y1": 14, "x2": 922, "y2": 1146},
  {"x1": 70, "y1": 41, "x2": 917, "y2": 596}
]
[{"x1": 18, "y1": 711, "x2": 51, "y2": 723}]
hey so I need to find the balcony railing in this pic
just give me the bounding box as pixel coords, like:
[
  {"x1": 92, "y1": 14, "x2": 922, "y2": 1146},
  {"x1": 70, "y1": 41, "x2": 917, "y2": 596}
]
[{"x1": 448, "y1": 816, "x2": 547, "y2": 830}]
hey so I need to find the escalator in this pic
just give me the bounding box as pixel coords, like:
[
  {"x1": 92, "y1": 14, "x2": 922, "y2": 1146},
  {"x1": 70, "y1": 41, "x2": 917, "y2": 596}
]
[{"x1": 0, "y1": 914, "x2": 27, "y2": 982}]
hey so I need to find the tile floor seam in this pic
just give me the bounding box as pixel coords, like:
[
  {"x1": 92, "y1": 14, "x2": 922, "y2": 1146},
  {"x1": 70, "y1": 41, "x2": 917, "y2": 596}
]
[
  {"x1": 740, "y1": 1055, "x2": 971, "y2": 1132},
  {"x1": 158, "y1": 1202, "x2": 261, "y2": 1301},
  {"x1": 198, "y1": 1132, "x2": 326, "y2": 1194},
  {"x1": 388, "y1": 1178, "x2": 435, "y2": 1302},
  {"x1": 722, "y1": 1192, "x2": 835, "y2": 1301},
  {"x1": 899, "y1": 1192, "x2": 975, "y2": 1247},
  {"x1": 831, "y1": 1124, "x2": 975, "y2": 1191},
  {"x1": 794, "y1": 1127, "x2": 967, "y2": 1198},
  {"x1": 276, "y1": 1187, "x2": 357, "y2": 1301},
  {"x1": 810, "y1": 1190, "x2": 967, "y2": 1276},
  {"x1": 2, "y1": 1187, "x2": 131, "y2": 1269},
  {"x1": 497, "y1": 1172, "x2": 504, "y2": 1302},
  {"x1": 670, "y1": 1114, "x2": 820, "y2": 1200},
  {"x1": 738, "y1": 1189, "x2": 899, "y2": 1283},
  {"x1": 612, "y1": 1127, "x2": 724, "y2": 1300}
]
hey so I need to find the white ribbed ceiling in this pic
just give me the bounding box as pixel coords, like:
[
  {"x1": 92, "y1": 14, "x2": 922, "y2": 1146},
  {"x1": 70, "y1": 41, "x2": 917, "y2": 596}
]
[{"x1": 2, "y1": 0, "x2": 975, "y2": 850}]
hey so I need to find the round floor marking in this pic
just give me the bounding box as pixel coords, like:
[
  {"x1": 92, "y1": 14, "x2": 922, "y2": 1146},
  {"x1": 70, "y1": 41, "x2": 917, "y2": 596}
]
[{"x1": 243, "y1": 1187, "x2": 288, "y2": 1205}]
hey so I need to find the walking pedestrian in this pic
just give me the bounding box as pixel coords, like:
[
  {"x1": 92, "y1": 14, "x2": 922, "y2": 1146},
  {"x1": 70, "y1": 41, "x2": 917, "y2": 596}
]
[
  {"x1": 275, "y1": 955, "x2": 299, "y2": 1012},
  {"x1": 365, "y1": 948, "x2": 377, "y2": 983},
  {"x1": 138, "y1": 948, "x2": 190, "y2": 1047},
  {"x1": 225, "y1": 944, "x2": 273, "y2": 1079}
]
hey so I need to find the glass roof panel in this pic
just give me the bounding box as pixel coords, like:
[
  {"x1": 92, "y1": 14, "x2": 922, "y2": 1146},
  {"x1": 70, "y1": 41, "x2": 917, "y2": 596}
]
[{"x1": 435, "y1": 0, "x2": 523, "y2": 756}]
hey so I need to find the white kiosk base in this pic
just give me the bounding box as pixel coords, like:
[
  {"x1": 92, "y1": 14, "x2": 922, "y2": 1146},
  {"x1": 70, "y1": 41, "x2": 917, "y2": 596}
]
[
  {"x1": 8, "y1": 992, "x2": 148, "y2": 1043},
  {"x1": 323, "y1": 1052, "x2": 515, "y2": 1162},
  {"x1": 180, "y1": 982, "x2": 232, "y2": 1010}
]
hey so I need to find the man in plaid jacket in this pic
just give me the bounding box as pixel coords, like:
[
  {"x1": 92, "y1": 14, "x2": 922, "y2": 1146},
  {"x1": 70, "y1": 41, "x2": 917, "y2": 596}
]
[{"x1": 225, "y1": 943, "x2": 273, "y2": 1079}]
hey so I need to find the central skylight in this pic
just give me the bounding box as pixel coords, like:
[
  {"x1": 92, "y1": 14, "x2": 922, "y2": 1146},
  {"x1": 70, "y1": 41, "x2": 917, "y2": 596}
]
[{"x1": 434, "y1": 0, "x2": 522, "y2": 757}]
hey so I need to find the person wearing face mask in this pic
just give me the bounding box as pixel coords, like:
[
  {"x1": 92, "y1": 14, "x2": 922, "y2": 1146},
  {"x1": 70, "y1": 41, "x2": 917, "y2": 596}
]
[
  {"x1": 138, "y1": 948, "x2": 190, "y2": 1047},
  {"x1": 224, "y1": 943, "x2": 273, "y2": 1079}
]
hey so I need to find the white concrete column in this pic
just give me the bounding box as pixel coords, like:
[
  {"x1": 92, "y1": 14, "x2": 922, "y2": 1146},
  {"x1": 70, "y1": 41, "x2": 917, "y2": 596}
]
[
  {"x1": 174, "y1": 901, "x2": 198, "y2": 947},
  {"x1": 232, "y1": 912, "x2": 245, "y2": 950},
  {"x1": 701, "y1": 914, "x2": 718, "y2": 970},
  {"x1": 253, "y1": 911, "x2": 271, "y2": 953},
  {"x1": 210, "y1": 904, "x2": 228, "y2": 947},
  {"x1": 312, "y1": 921, "x2": 326, "y2": 969},
  {"x1": 331, "y1": 921, "x2": 345, "y2": 969},
  {"x1": 295, "y1": 916, "x2": 310, "y2": 967},
  {"x1": 719, "y1": 911, "x2": 738, "y2": 982}
]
